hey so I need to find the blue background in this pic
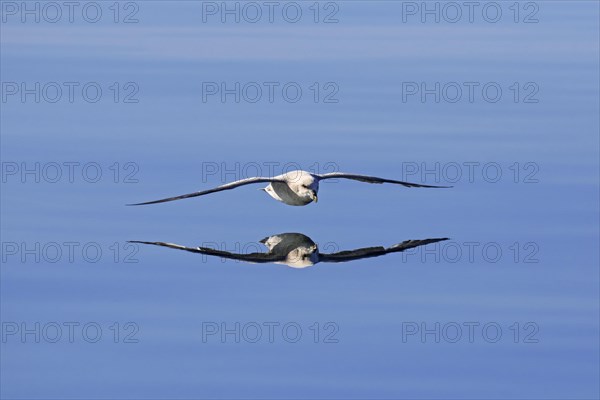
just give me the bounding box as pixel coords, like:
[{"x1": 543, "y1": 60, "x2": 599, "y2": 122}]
[{"x1": 1, "y1": 1, "x2": 599, "y2": 398}]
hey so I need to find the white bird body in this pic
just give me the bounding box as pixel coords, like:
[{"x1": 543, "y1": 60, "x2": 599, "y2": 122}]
[
  {"x1": 128, "y1": 169, "x2": 449, "y2": 207},
  {"x1": 260, "y1": 232, "x2": 320, "y2": 268},
  {"x1": 263, "y1": 170, "x2": 319, "y2": 206}
]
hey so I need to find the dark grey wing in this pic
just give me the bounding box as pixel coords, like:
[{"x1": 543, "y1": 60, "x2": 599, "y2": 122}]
[
  {"x1": 129, "y1": 241, "x2": 286, "y2": 263},
  {"x1": 316, "y1": 172, "x2": 451, "y2": 188},
  {"x1": 127, "y1": 177, "x2": 282, "y2": 206},
  {"x1": 319, "y1": 238, "x2": 449, "y2": 263}
]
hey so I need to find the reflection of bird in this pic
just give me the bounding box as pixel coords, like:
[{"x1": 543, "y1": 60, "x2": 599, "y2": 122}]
[
  {"x1": 127, "y1": 170, "x2": 450, "y2": 206},
  {"x1": 130, "y1": 233, "x2": 448, "y2": 269}
]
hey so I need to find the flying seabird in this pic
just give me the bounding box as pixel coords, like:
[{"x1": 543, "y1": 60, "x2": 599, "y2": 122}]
[
  {"x1": 128, "y1": 170, "x2": 450, "y2": 206},
  {"x1": 130, "y1": 233, "x2": 449, "y2": 268}
]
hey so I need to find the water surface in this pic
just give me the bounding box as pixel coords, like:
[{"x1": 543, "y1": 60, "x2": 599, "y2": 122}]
[{"x1": 1, "y1": 1, "x2": 599, "y2": 398}]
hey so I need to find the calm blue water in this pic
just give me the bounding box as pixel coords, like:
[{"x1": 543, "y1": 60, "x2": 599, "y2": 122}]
[{"x1": 1, "y1": 1, "x2": 599, "y2": 399}]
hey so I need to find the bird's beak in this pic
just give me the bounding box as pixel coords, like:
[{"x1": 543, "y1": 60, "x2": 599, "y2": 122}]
[{"x1": 311, "y1": 191, "x2": 318, "y2": 203}]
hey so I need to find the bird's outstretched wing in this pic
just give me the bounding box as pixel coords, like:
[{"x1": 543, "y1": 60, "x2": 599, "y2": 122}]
[
  {"x1": 127, "y1": 177, "x2": 282, "y2": 206},
  {"x1": 128, "y1": 241, "x2": 286, "y2": 263},
  {"x1": 319, "y1": 238, "x2": 449, "y2": 263},
  {"x1": 315, "y1": 172, "x2": 451, "y2": 188}
]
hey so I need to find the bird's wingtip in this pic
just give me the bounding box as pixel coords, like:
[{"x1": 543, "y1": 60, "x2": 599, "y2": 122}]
[
  {"x1": 427, "y1": 237, "x2": 450, "y2": 242},
  {"x1": 126, "y1": 201, "x2": 161, "y2": 206},
  {"x1": 128, "y1": 240, "x2": 167, "y2": 246}
]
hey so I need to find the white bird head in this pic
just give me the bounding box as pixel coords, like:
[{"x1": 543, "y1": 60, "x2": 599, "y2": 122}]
[
  {"x1": 281, "y1": 244, "x2": 319, "y2": 268},
  {"x1": 284, "y1": 170, "x2": 319, "y2": 203}
]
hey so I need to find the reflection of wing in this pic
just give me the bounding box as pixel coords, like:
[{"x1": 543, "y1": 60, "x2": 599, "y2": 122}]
[
  {"x1": 319, "y1": 238, "x2": 448, "y2": 263},
  {"x1": 316, "y1": 172, "x2": 451, "y2": 188},
  {"x1": 259, "y1": 233, "x2": 315, "y2": 252},
  {"x1": 127, "y1": 177, "x2": 283, "y2": 206},
  {"x1": 129, "y1": 241, "x2": 286, "y2": 263}
]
